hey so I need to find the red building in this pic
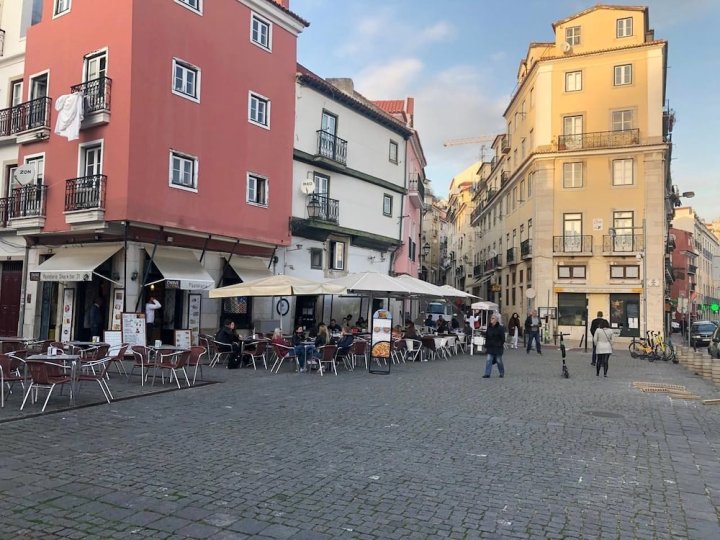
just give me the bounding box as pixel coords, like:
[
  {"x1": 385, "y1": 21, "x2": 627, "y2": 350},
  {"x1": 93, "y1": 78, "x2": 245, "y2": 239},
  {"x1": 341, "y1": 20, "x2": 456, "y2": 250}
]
[
  {"x1": 12, "y1": 0, "x2": 307, "y2": 341},
  {"x1": 669, "y1": 228, "x2": 698, "y2": 322}
]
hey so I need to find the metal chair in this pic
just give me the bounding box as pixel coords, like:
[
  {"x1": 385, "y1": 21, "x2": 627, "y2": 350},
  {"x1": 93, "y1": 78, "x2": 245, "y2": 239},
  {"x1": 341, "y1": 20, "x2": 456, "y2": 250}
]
[
  {"x1": 270, "y1": 343, "x2": 298, "y2": 373},
  {"x1": 209, "y1": 338, "x2": 233, "y2": 368},
  {"x1": 404, "y1": 339, "x2": 423, "y2": 362},
  {"x1": 0, "y1": 353, "x2": 26, "y2": 408},
  {"x1": 153, "y1": 349, "x2": 191, "y2": 388},
  {"x1": 78, "y1": 345, "x2": 129, "y2": 404},
  {"x1": 187, "y1": 346, "x2": 207, "y2": 385},
  {"x1": 20, "y1": 360, "x2": 73, "y2": 412},
  {"x1": 128, "y1": 345, "x2": 155, "y2": 386},
  {"x1": 350, "y1": 339, "x2": 368, "y2": 370},
  {"x1": 391, "y1": 339, "x2": 407, "y2": 364},
  {"x1": 316, "y1": 344, "x2": 338, "y2": 376},
  {"x1": 241, "y1": 340, "x2": 268, "y2": 370}
]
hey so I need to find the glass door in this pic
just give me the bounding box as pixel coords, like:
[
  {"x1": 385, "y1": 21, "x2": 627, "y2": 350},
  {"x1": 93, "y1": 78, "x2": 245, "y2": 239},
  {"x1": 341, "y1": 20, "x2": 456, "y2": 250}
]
[{"x1": 563, "y1": 115, "x2": 583, "y2": 150}]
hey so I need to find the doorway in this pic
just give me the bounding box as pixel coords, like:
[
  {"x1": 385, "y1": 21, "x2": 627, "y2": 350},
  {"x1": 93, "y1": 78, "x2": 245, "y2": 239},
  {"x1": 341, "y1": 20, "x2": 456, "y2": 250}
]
[
  {"x1": 0, "y1": 262, "x2": 23, "y2": 336},
  {"x1": 609, "y1": 293, "x2": 640, "y2": 337}
]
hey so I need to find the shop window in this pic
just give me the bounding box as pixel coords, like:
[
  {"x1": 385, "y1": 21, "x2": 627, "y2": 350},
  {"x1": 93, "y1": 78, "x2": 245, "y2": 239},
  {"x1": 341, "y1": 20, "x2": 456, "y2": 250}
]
[{"x1": 558, "y1": 292, "x2": 586, "y2": 326}]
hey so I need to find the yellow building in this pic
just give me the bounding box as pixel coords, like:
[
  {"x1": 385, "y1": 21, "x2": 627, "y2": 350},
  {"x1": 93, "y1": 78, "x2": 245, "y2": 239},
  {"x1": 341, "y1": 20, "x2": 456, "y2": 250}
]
[{"x1": 471, "y1": 5, "x2": 673, "y2": 339}]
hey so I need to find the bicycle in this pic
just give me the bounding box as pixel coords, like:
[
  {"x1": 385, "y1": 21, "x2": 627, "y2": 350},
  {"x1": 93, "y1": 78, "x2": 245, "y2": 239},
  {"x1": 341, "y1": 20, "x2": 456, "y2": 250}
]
[
  {"x1": 628, "y1": 331, "x2": 656, "y2": 361},
  {"x1": 653, "y1": 332, "x2": 677, "y2": 363}
]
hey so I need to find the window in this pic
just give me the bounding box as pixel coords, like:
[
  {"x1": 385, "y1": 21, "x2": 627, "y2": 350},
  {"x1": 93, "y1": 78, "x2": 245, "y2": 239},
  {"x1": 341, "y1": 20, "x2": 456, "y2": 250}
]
[
  {"x1": 24, "y1": 155, "x2": 44, "y2": 187},
  {"x1": 249, "y1": 92, "x2": 270, "y2": 128},
  {"x1": 562, "y1": 115, "x2": 583, "y2": 149},
  {"x1": 610, "y1": 265, "x2": 639, "y2": 279},
  {"x1": 527, "y1": 172, "x2": 533, "y2": 197},
  {"x1": 612, "y1": 159, "x2": 634, "y2": 186},
  {"x1": 21, "y1": 0, "x2": 43, "y2": 37},
  {"x1": 53, "y1": 0, "x2": 71, "y2": 16},
  {"x1": 521, "y1": 138, "x2": 526, "y2": 161},
  {"x1": 80, "y1": 143, "x2": 102, "y2": 177},
  {"x1": 616, "y1": 17, "x2": 633, "y2": 38},
  {"x1": 247, "y1": 173, "x2": 268, "y2": 206},
  {"x1": 408, "y1": 238, "x2": 416, "y2": 261},
  {"x1": 251, "y1": 13, "x2": 272, "y2": 50},
  {"x1": 330, "y1": 241, "x2": 345, "y2": 270},
  {"x1": 169, "y1": 151, "x2": 198, "y2": 191},
  {"x1": 10, "y1": 81, "x2": 23, "y2": 108},
  {"x1": 176, "y1": 0, "x2": 201, "y2": 13},
  {"x1": 389, "y1": 141, "x2": 399, "y2": 164},
  {"x1": 310, "y1": 248, "x2": 322, "y2": 269},
  {"x1": 520, "y1": 179, "x2": 525, "y2": 200},
  {"x1": 383, "y1": 194, "x2": 393, "y2": 217},
  {"x1": 565, "y1": 26, "x2": 581, "y2": 45},
  {"x1": 558, "y1": 292, "x2": 586, "y2": 326},
  {"x1": 563, "y1": 162, "x2": 583, "y2": 188},
  {"x1": 172, "y1": 59, "x2": 200, "y2": 101},
  {"x1": 612, "y1": 110, "x2": 633, "y2": 131},
  {"x1": 558, "y1": 265, "x2": 586, "y2": 279},
  {"x1": 565, "y1": 71, "x2": 582, "y2": 92},
  {"x1": 612, "y1": 211, "x2": 635, "y2": 251},
  {"x1": 563, "y1": 213, "x2": 582, "y2": 252},
  {"x1": 614, "y1": 64, "x2": 632, "y2": 86},
  {"x1": 530, "y1": 87, "x2": 535, "y2": 108}
]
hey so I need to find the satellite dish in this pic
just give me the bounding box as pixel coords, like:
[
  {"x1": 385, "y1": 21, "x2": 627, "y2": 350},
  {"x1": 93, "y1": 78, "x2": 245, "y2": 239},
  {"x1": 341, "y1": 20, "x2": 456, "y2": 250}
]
[
  {"x1": 300, "y1": 177, "x2": 315, "y2": 194},
  {"x1": 13, "y1": 165, "x2": 36, "y2": 186},
  {"x1": 525, "y1": 288, "x2": 537, "y2": 299},
  {"x1": 562, "y1": 41, "x2": 572, "y2": 54}
]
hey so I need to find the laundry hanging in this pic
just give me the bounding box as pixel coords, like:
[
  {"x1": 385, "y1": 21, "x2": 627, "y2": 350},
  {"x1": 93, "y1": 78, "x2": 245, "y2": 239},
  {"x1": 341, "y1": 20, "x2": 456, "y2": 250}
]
[{"x1": 54, "y1": 92, "x2": 85, "y2": 141}]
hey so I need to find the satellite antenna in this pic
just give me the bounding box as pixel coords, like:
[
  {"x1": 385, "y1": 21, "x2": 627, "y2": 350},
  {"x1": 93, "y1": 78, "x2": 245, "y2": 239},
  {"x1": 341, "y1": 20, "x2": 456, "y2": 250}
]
[
  {"x1": 562, "y1": 41, "x2": 572, "y2": 54},
  {"x1": 300, "y1": 175, "x2": 315, "y2": 194}
]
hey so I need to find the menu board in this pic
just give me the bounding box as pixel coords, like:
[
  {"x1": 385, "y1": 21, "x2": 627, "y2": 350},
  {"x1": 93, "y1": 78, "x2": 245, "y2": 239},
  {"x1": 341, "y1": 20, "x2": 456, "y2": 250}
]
[
  {"x1": 110, "y1": 289, "x2": 124, "y2": 331},
  {"x1": 103, "y1": 330, "x2": 122, "y2": 349},
  {"x1": 122, "y1": 312, "x2": 146, "y2": 347},
  {"x1": 174, "y1": 329, "x2": 192, "y2": 350},
  {"x1": 370, "y1": 309, "x2": 392, "y2": 359},
  {"x1": 60, "y1": 288, "x2": 75, "y2": 343},
  {"x1": 187, "y1": 294, "x2": 201, "y2": 346}
]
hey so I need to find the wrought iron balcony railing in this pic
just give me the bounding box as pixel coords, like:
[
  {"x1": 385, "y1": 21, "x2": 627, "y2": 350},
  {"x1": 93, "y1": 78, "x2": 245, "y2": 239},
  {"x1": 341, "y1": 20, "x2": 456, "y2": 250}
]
[
  {"x1": 8, "y1": 184, "x2": 47, "y2": 219},
  {"x1": 506, "y1": 247, "x2": 516, "y2": 265},
  {"x1": 521, "y1": 239, "x2": 532, "y2": 258},
  {"x1": 557, "y1": 129, "x2": 640, "y2": 151},
  {"x1": 408, "y1": 175, "x2": 425, "y2": 201},
  {"x1": 70, "y1": 76, "x2": 112, "y2": 114},
  {"x1": 0, "y1": 29, "x2": 5, "y2": 57},
  {"x1": 0, "y1": 96, "x2": 52, "y2": 137},
  {"x1": 473, "y1": 263, "x2": 483, "y2": 278},
  {"x1": 501, "y1": 136, "x2": 510, "y2": 154},
  {"x1": 65, "y1": 174, "x2": 107, "y2": 211},
  {"x1": 553, "y1": 235, "x2": 593, "y2": 254},
  {"x1": 602, "y1": 234, "x2": 644, "y2": 253},
  {"x1": 306, "y1": 193, "x2": 339, "y2": 223},
  {"x1": 0, "y1": 197, "x2": 9, "y2": 227},
  {"x1": 316, "y1": 130, "x2": 347, "y2": 165}
]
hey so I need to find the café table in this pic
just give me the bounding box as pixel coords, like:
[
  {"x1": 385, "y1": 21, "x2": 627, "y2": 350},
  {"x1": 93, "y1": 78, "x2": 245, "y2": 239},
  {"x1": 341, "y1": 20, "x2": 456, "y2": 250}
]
[
  {"x1": 26, "y1": 353, "x2": 82, "y2": 405},
  {"x1": 0, "y1": 336, "x2": 33, "y2": 354}
]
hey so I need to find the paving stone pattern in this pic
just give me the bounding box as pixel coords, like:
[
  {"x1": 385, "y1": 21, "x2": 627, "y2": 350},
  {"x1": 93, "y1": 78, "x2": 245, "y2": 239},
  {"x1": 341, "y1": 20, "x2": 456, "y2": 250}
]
[{"x1": 1, "y1": 347, "x2": 720, "y2": 539}]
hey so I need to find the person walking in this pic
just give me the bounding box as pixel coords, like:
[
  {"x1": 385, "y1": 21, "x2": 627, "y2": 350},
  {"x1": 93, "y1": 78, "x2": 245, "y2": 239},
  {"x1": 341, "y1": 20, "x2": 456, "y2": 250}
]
[
  {"x1": 593, "y1": 319, "x2": 613, "y2": 377},
  {"x1": 525, "y1": 309, "x2": 542, "y2": 354},
  {"x1": 483, "y1": 314, "x2": 506, "y2": 378},
  {"x1": 89, "y1": 297, "x2": 104, "y2": 339},
  {"x1": 145, "y1": 296, "x2": 161, "y2": 345},
  {"x1": 507, "y1": 312, "x2": 521, "y2": 349},
  {"x1": 590, "y1": 311, "x2": 609, "y2": 366}
]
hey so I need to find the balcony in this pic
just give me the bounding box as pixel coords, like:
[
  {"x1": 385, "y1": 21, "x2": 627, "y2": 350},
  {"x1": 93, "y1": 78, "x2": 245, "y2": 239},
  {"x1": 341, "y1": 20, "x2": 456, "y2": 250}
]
[
  {"x1": 408, "y1": 175, "x2": 425, "y2": 206},
  {"x1": 64, "y1": 174, "x2": 107, "y2": 227},
  {"x1": 0, "y1": 97, "x2": 52, "y2": 144},
  {"x1": 501, "y1": 136, "x2": 510, "y2": 154},
  {"x1": 520, "y1": 239, "x2": 532, "y2": 258},
  {"x1": 506, "y1": 247, "x2": 516, "y2": 265},
  {"x1": 0, "y1": 197, "x2": 9, "y2": 227},
  {"x1": 316, "y1": 130, "x2": 347, "y2": 165},
  {"x1": 553, "y1": 235, "x2": 593, "y2": 255},
  {"x1": 487, "y1": 188, "x2": 497, "y2": 202},
  {"x1": 7, "y1": 185, "x2": 47, "y2": 232},
  {"x1": 306, "y1": 193, "x2": 339, "y2": 223},
  {"x1": 557, "y1": 129, "x2": 640, "y2": 151},
  {"x1": 688, "y1": 264, "x2": 698, "y2": 275},
  {"x1": 473, "y1": 263, "x2": 483, "y2": 278},
  {"x1": 602, "y1": 234, "x2": 644, "y2": 255},
  {"x1": 470, "y1": 204, "x2": 483, "y2": 226},
  {"x1": 70, "y1": 76, "x2": 112, "y2": 128}
]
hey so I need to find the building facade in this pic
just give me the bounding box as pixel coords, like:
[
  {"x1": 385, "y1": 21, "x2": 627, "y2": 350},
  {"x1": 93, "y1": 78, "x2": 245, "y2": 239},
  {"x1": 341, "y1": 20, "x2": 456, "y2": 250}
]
[
  {"x1": 444, "y1": 162, "x2": 479, "y2": 293},
  {"x1": 471, "y1": 5, "x2": 673, "y2": 339},
  {"x1": 421, "y1": 189, "x2": 447, "y2": 286}
]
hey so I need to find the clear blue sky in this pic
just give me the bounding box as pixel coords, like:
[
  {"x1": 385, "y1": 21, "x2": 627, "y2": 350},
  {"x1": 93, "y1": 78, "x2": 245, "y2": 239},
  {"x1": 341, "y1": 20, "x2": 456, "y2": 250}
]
[{"x1": 293, "y1": 0, "x2": 720, "y2": 220}]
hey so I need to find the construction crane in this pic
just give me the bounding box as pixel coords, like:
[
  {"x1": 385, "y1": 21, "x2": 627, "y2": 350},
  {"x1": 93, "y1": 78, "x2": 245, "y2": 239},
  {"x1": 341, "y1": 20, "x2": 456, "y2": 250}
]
[{"x1": 443, "y1": 135, "x2": 500, "y2": 161}]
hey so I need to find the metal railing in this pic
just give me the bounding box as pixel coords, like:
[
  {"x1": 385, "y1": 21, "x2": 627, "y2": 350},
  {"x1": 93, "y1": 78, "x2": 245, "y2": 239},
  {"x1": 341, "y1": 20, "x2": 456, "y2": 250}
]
[
  {"x1": 0, "y1": 96, "x2": 52, "y2": 137},
  {"x1": 470, "y1": 204, "x2": 482, "y2": 225},
  {"x1": 506, "y1": 247, "x2": 516, "y2": 265},
  {"x1": 70, "y1": 76, "x2": 112, "y2": 114},
  {"x1": 501, "y1": 136, "x2": 510, "y2": 154},
  {"x1": 521, "y1": 239, "x2": 532, "y2": 258},
  {"x1": 688, "y1": 264, "x2": 698, "y2": 275},
  {"x1": 0, "y1": 197, "x2": 9, "y2": 227},
  {"x1": 557, "y1": 129, "x2": 640, "y2": 151},
  {"x1": 65, "y1": 174, "x2": 107, "y2": 211},
  {"x1": 602, "y1": 234, "x2": 644, "y2": 253},
  {"x1": 473, "y1": 264, "x2": 483, "y2": 278},
  {"x1": 0, "y1": 29, "x2": 5, "y2": 57},
  {"x1": 553, "y1": 235, "x2": 593, "y2": 253},
  {"x1": 408, "y1": 175, "x2": 425, "y2": 201},
  {"x1": 306, "y1": 193, "x2": 339, "y2": 223},
  {"x1": 8, "y1": 185, "x2": 47, "y2": 219},
  {"x1": 316, "y1": 130, "x2": 347, "y2": 165}
]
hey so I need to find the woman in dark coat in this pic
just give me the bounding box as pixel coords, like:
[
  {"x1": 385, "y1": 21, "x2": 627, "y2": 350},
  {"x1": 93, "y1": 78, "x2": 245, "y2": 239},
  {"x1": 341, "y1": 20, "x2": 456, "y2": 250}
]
[{"x1": 483, "y1": 314, "x2": 506, "y2": 378}]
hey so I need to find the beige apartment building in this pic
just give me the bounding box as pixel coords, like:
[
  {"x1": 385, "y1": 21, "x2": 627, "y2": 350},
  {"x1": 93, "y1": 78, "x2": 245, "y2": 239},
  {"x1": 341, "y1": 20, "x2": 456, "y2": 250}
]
[{"x1": 470, "y1": 5, "x2": 674, "y2": 339}]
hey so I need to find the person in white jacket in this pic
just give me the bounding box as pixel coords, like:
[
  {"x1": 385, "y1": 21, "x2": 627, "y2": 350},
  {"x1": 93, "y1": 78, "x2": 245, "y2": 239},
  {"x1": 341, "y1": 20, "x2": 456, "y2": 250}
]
[{"x1": 592, "y1": 319, "x2": 614, "y2": 377}]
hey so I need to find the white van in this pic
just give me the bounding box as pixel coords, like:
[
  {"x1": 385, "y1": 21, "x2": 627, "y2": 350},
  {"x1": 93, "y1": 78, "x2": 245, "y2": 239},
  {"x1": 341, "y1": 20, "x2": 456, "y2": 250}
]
[{"x1": 424, "y1": 301, "x2": 455, "y2": 323}]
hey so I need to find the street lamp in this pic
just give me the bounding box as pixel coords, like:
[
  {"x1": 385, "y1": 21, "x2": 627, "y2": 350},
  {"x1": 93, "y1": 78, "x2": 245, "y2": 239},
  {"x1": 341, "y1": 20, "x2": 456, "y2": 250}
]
[
  {"x1": 422, "y1": 242, "x2": 431, "y2": 258},
  {"x1": 307, "y1": 195, "x2": 321, "y2": 219}
]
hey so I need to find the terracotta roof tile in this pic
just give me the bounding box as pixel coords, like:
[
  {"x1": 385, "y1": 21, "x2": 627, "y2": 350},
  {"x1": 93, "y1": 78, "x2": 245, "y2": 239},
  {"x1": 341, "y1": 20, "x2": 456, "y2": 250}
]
[{"x1": 261, "y1": 0, "x2": 310, "y2": 27}]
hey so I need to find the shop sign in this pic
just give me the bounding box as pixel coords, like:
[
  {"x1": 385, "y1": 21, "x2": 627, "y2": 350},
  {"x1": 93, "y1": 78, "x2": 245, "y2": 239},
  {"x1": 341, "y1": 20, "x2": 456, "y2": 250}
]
[{"x1": 35, "y1": 271, "x2": 92, "y2": 282}]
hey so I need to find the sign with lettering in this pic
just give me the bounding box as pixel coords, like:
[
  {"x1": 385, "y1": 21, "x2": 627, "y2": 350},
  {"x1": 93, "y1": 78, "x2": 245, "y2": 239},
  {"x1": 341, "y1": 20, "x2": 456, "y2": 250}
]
[
  {"x1": 121, "y1": 312, "x2": 146, "y2": 347},
  {"x1": 34, "y1": 271, "x2": 92, "y2": 282},
  {"x1": 103, "y1": 330, "x2": 122, "y2": 349},
  {"x1": 174, "y1": 329, "x2": 192, "y2": 349},
  {"x1": 166, "y1": 279, "x2": 211, "y2": 290},
  {"x1": 60, "y1": 288, "x2": 75, "y2": 343},
  {"x1": 111, "y1": 289, "x2": 124, "y2": 331},
  {"x1": 187, "y1": 294, "x2": 201, "y2": 346}
]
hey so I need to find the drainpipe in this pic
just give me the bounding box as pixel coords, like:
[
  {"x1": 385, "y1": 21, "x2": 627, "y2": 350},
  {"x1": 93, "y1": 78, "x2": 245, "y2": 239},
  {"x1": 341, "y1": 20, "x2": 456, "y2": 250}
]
[
  {"x1": 17, "y1": 238, "x2": 32, "y2": 337},
  {"x1": 123, "y1": 221, "x2": 128, "y2": 312}
]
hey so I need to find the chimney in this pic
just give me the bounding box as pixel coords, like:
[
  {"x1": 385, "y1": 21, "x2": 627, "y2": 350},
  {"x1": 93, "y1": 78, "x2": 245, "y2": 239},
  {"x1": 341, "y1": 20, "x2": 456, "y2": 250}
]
[
  {"x1": 326, "y1": 78, "x2": 355, "y2": 95},
  {"x1": 272, "y1": 0, "x2": 290, "y2": 8}
]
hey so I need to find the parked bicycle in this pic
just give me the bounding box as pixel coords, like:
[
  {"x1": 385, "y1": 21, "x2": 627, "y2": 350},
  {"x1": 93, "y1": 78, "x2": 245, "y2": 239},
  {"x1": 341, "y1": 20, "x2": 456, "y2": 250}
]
[{"x1": 628, "y1": 331, "x2": 656, "y2": 361}]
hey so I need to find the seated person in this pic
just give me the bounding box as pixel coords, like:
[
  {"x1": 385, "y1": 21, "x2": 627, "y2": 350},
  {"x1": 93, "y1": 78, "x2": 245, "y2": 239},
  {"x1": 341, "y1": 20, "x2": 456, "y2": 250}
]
[
  {"x1": 336, "y1": 329, "x2": 355, "y2": 359},
  {"x1": 314, "y1": 323, "x2": 330, "y2": 351},
  {"x1": 292, "y1": 326, "x2": 310, "y2": 372},
  {"x1": 327, "y1": 318, "x2": 342, "y2": 334},
  {"x1": 436, "y1": 316, "x2": 449, "y2": 334},
  {"x1": 271, "y1": 328, "x2": 286, "y2": 346},
  {"x1": 392, "y1": 325, "x2": 403, "y2": 340},
  {"x1": 355, "y1": 316, "x2": 366, "y2": 330},
  {"x1": 404, "y1": 320, "x2": 419, "y2": 339},
  {"x1": 451, "y1": 316, "x2": 460, "y2": 331},
  {"x1": 424, "y1": 315, "x2": 436, "y2": 329},
  {"x1": 215, "y1": 319, "x2": 242, "y2": 368}
]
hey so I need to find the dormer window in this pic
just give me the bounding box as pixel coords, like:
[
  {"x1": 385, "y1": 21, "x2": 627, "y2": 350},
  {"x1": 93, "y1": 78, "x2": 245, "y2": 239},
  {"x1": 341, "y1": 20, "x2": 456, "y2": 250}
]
[
  {"x1": 616, "y1": 17, "x2": 633, "y2": 38},
  {"x1": 565, "y1": 26, "x2": 581, "y2": 46}
]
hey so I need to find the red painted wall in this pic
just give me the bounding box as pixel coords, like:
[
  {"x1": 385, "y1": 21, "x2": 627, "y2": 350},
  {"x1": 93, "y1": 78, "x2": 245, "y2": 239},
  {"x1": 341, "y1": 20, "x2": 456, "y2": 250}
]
[{"x1": 20, "y1": 0, "x2": 298, "y2": 246}]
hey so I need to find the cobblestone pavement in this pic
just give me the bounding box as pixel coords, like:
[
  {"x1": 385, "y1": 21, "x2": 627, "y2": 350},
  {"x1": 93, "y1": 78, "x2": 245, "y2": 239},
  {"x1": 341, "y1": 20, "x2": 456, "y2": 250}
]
[{"x1": 2, "y1": 346, "x2": 720, "y2": 539}]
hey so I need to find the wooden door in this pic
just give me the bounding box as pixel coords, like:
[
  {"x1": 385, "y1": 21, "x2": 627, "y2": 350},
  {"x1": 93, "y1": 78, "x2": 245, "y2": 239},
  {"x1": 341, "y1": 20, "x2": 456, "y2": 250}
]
[{"x1": 0, "y1": 262, "x2": 23, "y2": 336}]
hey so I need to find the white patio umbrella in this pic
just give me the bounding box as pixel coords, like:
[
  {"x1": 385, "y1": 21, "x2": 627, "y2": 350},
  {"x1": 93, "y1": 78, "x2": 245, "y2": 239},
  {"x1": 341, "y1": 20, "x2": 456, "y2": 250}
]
[
  {"x1": 395, "y1": 274, "x2": 447, "y2": 298},
  {"x1": 439, "y1": 284, "x2": 478, "y2": 299},
  {"x1": 208, "y1": 274, "x2": 346, "y2": 298}
]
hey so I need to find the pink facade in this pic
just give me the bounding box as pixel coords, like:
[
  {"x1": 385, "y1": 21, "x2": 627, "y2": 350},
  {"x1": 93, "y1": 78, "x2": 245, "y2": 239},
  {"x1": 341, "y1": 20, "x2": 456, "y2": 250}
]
[
  {"x1": 670, "y1": 228, "x2": 697, "y2": 318},
  {"x1": 18, "y1": 0, "x2": 305, "y2": 249}
]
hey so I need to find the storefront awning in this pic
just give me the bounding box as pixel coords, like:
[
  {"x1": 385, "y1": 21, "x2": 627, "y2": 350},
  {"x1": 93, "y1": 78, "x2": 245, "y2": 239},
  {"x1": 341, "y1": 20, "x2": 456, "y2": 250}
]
[
  {"x1": 145, "y1": 247, "x2": 214, "y2": 291},
  {"x1": 227, "y1": 256, "x2": 272, "y2": 282},
  {"x1": 31, "y1": 245, "x2": 122, "y2": 283}
]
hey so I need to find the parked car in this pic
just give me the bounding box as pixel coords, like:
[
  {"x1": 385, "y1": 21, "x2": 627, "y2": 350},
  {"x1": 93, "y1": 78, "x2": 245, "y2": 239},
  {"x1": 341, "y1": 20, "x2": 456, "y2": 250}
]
[
  {"x1": 690, "y1": 321, "x2": 716, "y2": 348},
  {"x1": 709, "y1": 326, "x2": 720, "y2": 359},
  {"x1": 670, "y1": 321, "x2": 680, "y2": 333}
]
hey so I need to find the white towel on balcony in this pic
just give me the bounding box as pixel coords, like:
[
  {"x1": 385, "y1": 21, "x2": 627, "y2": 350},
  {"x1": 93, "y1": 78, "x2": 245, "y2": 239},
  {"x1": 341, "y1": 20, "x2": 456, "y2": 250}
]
[{"x1": 54, "y1": 92, "x2": 84, "y2": 141}]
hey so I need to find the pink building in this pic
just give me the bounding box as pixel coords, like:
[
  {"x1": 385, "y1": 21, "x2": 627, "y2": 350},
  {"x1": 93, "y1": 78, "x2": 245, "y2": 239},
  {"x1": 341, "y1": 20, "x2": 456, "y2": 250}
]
[
  {"x1": 670, "y1": 228, "x2": 698, "y2": 321},
  {"x1": 10, "y1": 0, "x2": 307, "y2": 340},
  {"x1": 373, "y1": 98, "x2": 427, "y2": 279}
]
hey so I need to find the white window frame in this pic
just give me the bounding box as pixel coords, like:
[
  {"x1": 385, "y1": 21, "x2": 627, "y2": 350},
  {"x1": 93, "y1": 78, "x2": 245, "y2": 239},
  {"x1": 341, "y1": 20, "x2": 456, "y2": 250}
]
[
  {"x1": 172, "y1": 58, "x2": 201, "y2": 102},
  {"x1": 246, "y1": 173, "x2": 268, "y2": 207},
  {"x1": 614, "y1": 64, "x2": 632, "y2": 86},
  {"x1": 563, "y1": 162, "x2": 583, "y2": 188},
  {"x1": 248, "y1": 91, "x2": 271, "y2": 129},
  {"x1": 330, "y1": 241, "x2": 345, "y2": 271},
  {"x1": 383, "y1": 194, "x2": 392, "y2": 217},
  {"x1": 250, "y1": 12, "x2": 272, "y2": 51},
  {"x1": 174, "y1": 0, "x2": 203, "y2": 15},
  {"x1": 565, "y1": 71, "x2": 582, "y2": 92},
  {"x1": 389, "y1": 140, "x2": 399, "y2": 164},
  {"x1": 53, "y1": 0, "x2": 71, "y2": 18},
  {"x1": 565, "y1": 26, "x2": 581, "y2": 46},
  {"x1": 616, "y1": 17, "x2": 633, "y2": 38},
  {"x1": 611, "y1": 109, "x2": 633, "y2": 131},
  {"x1": 169, "y1": 150, "x2": 198, "y2": 192},
  {"x1": 310, "y1": 248, "x2": 323, "y2": 269},
  {"x1": 612, "y1": 159, "x2": 634, "y2": 186},
  {"x1": 77, "y1": 139, "x2": 104, "y2": 178}
]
